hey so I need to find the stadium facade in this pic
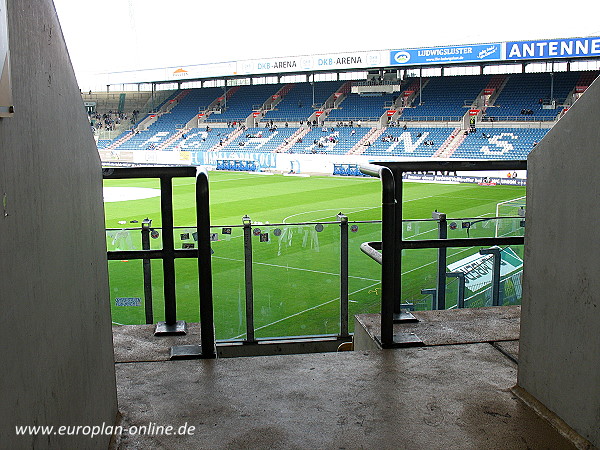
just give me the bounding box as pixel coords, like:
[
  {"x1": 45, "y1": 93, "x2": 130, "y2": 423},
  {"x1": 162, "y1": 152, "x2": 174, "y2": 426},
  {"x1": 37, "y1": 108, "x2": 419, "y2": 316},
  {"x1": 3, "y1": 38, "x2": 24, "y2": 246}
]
[{"x1": 90, "y1": 35, "x2": 600, "y2": 183}]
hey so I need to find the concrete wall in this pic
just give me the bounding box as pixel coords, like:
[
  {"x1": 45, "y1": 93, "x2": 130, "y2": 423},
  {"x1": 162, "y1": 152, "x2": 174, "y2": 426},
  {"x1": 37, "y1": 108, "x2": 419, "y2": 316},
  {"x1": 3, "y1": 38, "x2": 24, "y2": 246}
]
[
  {"x1": 518, "y1": 77, "x2": 600, "y2": 446},
  {"x1": 0, "y1": 0, "x2": 117, "y2": 448}
]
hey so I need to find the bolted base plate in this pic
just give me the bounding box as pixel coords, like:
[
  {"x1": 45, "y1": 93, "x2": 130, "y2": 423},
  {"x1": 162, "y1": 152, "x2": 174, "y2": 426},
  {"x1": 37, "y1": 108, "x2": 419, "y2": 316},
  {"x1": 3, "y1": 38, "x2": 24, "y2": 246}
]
[
  {"x1": 393, "y1": 311, "x2": 419, "y2": 323},
  {"x1": 170, "y1": 344, "x2": 215, "y2": 360},
  {"x1": 155, "y1": 320, "x2": 187, "y2": 336},
  {"x1": 377, "y1": 332, "x2": 424, "y2": 349}
]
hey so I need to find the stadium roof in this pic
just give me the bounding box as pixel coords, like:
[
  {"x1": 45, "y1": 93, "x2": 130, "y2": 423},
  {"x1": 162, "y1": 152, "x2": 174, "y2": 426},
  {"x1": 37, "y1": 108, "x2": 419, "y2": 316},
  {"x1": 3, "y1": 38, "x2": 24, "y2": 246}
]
[
  {"x1": 100, "y1": 36, "x2": 600, "y2": 87},
  {"x1": 53, "y1": 0, "x2": 600, "y2": 90}
]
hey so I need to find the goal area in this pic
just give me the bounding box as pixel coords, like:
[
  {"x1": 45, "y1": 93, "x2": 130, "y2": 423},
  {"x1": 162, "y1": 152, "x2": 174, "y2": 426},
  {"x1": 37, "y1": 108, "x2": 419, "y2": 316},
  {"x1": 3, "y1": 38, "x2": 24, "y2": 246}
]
[{"x1": 495, "y1": 196, "x2": 526, "y2": 238}]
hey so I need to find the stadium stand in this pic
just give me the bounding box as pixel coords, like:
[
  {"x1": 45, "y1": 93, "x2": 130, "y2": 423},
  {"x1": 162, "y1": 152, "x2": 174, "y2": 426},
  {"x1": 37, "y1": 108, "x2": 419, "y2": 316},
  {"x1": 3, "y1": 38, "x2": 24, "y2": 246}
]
[
  {"x1": 400, "y1": 75, "x2": 490, "y2": 121},
  {"x1": 170, "y1": 127, "x2": 236, "y2": 152},
  {"x1": 483, "y1": 72, "x2": 580, "y2": 121},
  {"x1": 286, "y1": 126, "x2": 371, "y2": 155},
  {"x1": 362, "y1": 127, "x2": 455, "y2": 157},
  {"x1": 98, "y1": 71, "x2": 598, "y2": 166},
  {"x1": 327, "y1": 91, "x2": 397, "y2": 121},
  {"x1": 451, "y1": 127, "x2": 549, "y2": 159},
  {"x1": 87, "y1": 90, "x2": 177, "y2": 139},
  {"x1": 262, "y1": 81, "x2": 341, "y2": 122},
  {"x1": 218, "y1": 126, "x2": 297, "y2": 153},
  {"x1": 110, "y1": 88, "x2": 223, "y2": 151},
  {"x1": 96, "y1": 139, "x2": 113, "y2": 149},
  {"x1": 208, "y1": 84, "x2": 284, "y2": 123}
]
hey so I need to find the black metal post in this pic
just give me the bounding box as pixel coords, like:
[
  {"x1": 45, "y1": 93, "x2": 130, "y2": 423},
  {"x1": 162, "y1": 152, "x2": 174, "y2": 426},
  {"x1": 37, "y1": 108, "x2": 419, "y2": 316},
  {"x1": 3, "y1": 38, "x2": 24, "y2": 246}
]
[
  {"x1": 196, "y1": 171, "x2": 216, "y2": 358},
  {"x1": 154, "y1": 176, "x2": 186, "y2": 335},
  {"x1": 242, "y1": 215, "x2": 255, "y2": 343},
  {"x1": 446, "y1": 272, "x2": 466, "y2": 308},
  {"x1": 161, "y1": 177, "x2": 176, "y2": 324},
  {"x1": 421, "y1": 288, "x2": 437, "y2": 311},
  {"x1": 360, "y1": 164, "x2": 421, "y2": 347},
  {"x1": 480, "y1": 247, "x2": 502, "y2": 306},
  {"x1": 379, "y1": 168, "x2": 397, "y2": 347},
  {"x1": 141, "y1": 218, "x2": 153, "y2": 324},
  {"x1": 433, "y1": 211, "x2": 447, "y2": 310},
  {"x1": 393, "y1": 166, "x2": 403, "y2": 317},
  {"x1": 338, "y1": 213, "x2": 349, "y2": 338}
]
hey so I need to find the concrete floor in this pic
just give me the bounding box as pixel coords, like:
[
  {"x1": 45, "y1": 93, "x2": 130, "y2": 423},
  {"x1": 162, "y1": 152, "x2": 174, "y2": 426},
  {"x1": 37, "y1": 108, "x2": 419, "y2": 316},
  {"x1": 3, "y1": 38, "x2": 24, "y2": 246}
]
[{"x1": 111, "y1": 307, "x2": 580, "y2": 449}]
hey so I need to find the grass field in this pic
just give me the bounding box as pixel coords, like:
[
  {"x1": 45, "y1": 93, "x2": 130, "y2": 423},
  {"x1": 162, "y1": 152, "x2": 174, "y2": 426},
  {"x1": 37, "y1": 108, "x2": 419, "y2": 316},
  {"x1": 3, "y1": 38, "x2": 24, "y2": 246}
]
[{"x1": 104, "y1": 171, "x2": 526, "y2": 340}]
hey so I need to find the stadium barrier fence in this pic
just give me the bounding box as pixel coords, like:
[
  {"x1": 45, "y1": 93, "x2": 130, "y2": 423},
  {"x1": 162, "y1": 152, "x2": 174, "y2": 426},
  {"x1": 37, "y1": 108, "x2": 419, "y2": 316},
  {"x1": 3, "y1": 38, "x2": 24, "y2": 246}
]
[
  {"x1": 103, "y1": 166, "x2": 216, "y2": 359},
  {"x1": 359, "y1": 159, "x2": 527, "y2": 348},
  {"x1": 107, "y1": 217, "x2": 523, "y2": 348},
  {"x1": 104, "y1": 163, "x2": 526, "y2": 356}
]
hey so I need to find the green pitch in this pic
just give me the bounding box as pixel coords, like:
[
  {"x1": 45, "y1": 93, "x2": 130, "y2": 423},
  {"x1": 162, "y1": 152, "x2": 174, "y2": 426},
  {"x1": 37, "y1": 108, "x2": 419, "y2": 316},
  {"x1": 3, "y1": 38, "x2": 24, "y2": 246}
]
[{"x1": 104, "y1": 171, "x2": 526, "y2": 340}]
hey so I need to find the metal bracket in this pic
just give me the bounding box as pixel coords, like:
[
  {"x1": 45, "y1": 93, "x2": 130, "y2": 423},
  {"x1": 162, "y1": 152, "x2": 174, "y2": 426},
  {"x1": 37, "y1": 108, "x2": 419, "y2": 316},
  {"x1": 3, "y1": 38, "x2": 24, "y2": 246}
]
[
  {"x1": 376, "y1": 332, "x2": 424, "y2": 348},
  {"x1": 170, "y1": 344, "x2": 202, "y2": 359},
  {"x1": 154, "y1": 320, "x2": 187, "y2": 336},
  {"x1": 393, "y1": 311, "x2": 419, "y2": 323},
  {"x1": 170, "y1": 344, "x2": 217, "y2": 359}
]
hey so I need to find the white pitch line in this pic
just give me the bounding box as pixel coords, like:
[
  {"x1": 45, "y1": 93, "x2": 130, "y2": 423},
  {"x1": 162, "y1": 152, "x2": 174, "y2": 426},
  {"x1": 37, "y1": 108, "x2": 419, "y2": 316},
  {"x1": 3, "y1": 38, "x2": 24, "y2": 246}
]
[
  {"x1": 224, "y1": 225, "x2": 522, "y2": 337},
  {"x1": 404, "y1": 193, "x2": 436, "y2": 202},
  {"x1": 212, "y1": 255, "x2": 380, "y2": 282},
  {"x1": 230, "y1": 250, "x2": 465, "y2": 339},
  {"x1": 175, "y1": 176, "x2": 254, "y2": 186},
  {"x1": 307, "y1": 206, "x2": 381, "y2": 223},
  {"x1": 282, "y1": 207, "x2": 375, "y2": 224},
  {"x1": 281, "y1": 191, "x2": 442, "y2": 224},
  {"x1": 401, "y1": 224, "x2": 522, "y2": 276},
  {"x1": 452, "y1": 197, "x2": 519, "y2": 202},
  {"x1": 230, "y1": 281, "x2": 381, "y2": 339},
  {"x1": 209, "y1": 176, "x2": 257, "y2": 183}
]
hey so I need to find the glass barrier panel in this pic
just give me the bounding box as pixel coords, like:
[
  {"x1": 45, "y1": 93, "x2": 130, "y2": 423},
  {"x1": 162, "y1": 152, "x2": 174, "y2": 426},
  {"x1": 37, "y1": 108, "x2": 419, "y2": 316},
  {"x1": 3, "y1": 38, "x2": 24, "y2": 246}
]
[
  {"x1": 207, "y1": 226, "x2": 247, "y2": 341},
  {"x1": 108, "y1": 259, "x2": 164, "y2": 324},
  {"x1": 461, "y1": 245, "x2": 524, "y2": 308},
  {"x1": 443, "y1": 275, "x2": 460, "y2": 310},
  {"x1": 103, "y1": 178, "x2": 162, "y2": 244},
  {"x1": 173, "y1": 259, "x2": 200, "y2": 324},
  {"x1": 106, "y1": 228, "x2": 142, "y2": 252},
  {"x1": 401, "y1": 248, "x2": 438, "y2": 310},
  {"x1": 108, "y1": 259, "x2": 146, "y2": 325},
  {"x1": 252, "y1": 222, "x2": 341, "y2": 339},
  {"x1": 416, "y1": 244, "x2": 526, "y2": 310},
  {"x1": 347, "y1": 221, "x2": 382, "y2": 332},
  {"x1": 403, "y1": 219, "x2": 438, "y2": 240}
]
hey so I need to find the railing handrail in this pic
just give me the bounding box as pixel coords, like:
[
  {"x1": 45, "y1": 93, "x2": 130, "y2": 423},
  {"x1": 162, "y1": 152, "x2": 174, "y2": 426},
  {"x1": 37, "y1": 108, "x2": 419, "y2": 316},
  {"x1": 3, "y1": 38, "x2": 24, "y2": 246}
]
[
  {"x1": 103, "y1": 166, "x2": 216, "y2": 358},
  {"x1": 105, "y1": 164, "x2": 527, "y2": 353},
  {"x1": 359, "y1": 159, "x2": 527, "y2": 348},
  {"x1": 105, "y1": 215, "x2": 524, "y2": 232}
]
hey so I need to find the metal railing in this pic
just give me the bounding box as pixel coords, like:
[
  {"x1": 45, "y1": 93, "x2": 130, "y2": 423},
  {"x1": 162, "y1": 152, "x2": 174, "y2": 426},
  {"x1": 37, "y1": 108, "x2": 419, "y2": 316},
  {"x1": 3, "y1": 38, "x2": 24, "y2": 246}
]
[
  {"x1": 481, "y1": 115, "x2": 557, "y2": 122},
  {"x1": 103, "y1": 166, "x2": 216, "y2": 358},
  {"x1": 107, "y1": 217, "x2": 355, "y2": 343},
  {"x1": 104, "y1": 163, "x2": 527, "y2": 355},
  {"x1": 402, "y1": 116, "x2": 463, "y2": 122},
  {"x1": 107, "y1": 213, "x2": 524, "y2": 348},
  {"x1": 359, "y1": 160, "x2": 527, "y2": 348}
]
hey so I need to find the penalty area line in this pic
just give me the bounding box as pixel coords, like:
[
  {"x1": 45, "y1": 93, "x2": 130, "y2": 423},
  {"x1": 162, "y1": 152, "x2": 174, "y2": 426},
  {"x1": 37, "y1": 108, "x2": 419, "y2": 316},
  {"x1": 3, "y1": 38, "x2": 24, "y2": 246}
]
[
  {"x1": 230, "y1": 281, "x2": 381, "y2": 339},
  {"x1": 212, "y1": 255, "x2": 380, "y2": 282}
]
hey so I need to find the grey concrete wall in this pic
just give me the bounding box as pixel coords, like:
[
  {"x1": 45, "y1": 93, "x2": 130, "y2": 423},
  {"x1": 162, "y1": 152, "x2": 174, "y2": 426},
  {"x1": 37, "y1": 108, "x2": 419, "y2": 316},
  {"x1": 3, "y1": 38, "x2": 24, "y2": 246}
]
[
  {"x1": 0, "y1": 0, "x2": 117, "y2": 448},
  {"x1": 519, "y1": 77, "x2": 600, "y2": 446}
]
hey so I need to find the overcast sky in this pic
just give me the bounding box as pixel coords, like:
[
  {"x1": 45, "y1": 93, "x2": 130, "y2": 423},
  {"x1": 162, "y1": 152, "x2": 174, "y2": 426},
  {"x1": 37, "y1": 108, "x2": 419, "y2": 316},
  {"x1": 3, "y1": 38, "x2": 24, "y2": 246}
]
[{"x1": 52, "y1": 0, "x2": 600, "y2": 90}]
